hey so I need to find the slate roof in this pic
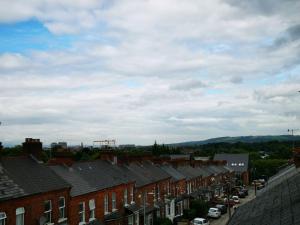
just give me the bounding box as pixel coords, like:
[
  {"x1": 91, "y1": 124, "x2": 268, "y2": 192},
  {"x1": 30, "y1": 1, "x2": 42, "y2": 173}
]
[
  {"x1": 176, "y1": 166, "x2": 201, "y2": 180},
  {"x1": 214, "y1": 154, "x2": 249, "y2": 172},
  {"x1": 227, "y1": 166, "x2": 300, "y2": 225},
  {"x1": 193, "y1": 167, "x2": 212, "y2": 177},
  {"x1": 0, "y1": 156, "x2": 70, "y2": 202},
  {"x1": 207, "y1": 165, "x2": 224, "y2": 174},
  {"x1": 122, "y1": 161, "x2": 171, "y2": 187},
  {"x1": 51, "y1": 160, "x2": 133, "y2": 196},
  {"x1": 159, "y1": 164, "x2": 185, "y2": 181}
]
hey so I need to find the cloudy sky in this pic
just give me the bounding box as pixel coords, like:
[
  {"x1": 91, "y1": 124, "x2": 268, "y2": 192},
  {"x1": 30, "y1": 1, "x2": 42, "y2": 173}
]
[{"x1": 0, "y1": 0, "x2": 300, "y2": 146}]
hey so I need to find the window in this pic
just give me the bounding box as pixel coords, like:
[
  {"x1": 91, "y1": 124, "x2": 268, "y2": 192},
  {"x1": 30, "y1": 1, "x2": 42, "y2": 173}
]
[
  {"x1": 124, "y1": 189, "x2": 128, "y2": 206},
  {"x1": 59, "y1": 197, "x2": 65, "y2": 219},
  {"x1": 135, "y1": 212, "x2": 139, "y2": 225},
  {"x1": 16, "y1": 208, "x2": 25, "y2": 225},
  {"x1": 128, "y1": 215, "x2": 134, "y2": 225},
  {"x1": 44, "y1": 200, "x2": 52, "y2": 224},
  {"x1": 157, "y1": 186, "x2": 160, "y2": 200},
  {"x1": 0, "y1": 212, "x2": 6, "y2": 225},
  {"x1": 130, "y1": 186, "x2": 134, "y2": 203},
  {"x1": 166, "y1": 203, "x2": 171, "y2": 216},
  {"x1": 79, "y1": 202, "x2": 85, "y2": 224},
  {"x1": 104, "y1": 194, "x2": 109, "y2": 214},
  {"x1": 89, "y1": 199, "x2": 95, "y2": 221},
  {"x1": 167, "y1": 182, "x2": 170, "y2": 195},
  {"x1": 112, "y1": 192, "x2": 116, "y2": 211}
]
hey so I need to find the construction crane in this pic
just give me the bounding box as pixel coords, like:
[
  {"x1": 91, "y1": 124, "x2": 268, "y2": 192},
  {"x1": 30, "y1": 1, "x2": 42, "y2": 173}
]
[{"x1": 93, "y1": 139, "x2": 116, "y2": 149}]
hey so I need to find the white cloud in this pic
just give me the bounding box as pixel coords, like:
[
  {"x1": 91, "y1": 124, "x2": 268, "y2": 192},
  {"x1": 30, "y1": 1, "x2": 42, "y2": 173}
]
[{"x1": 0, "y1": 0, "x2": 300, "y2": 145}]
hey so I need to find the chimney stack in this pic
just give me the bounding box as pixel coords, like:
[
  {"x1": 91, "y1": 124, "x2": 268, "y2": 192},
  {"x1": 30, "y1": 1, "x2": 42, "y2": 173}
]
[{"x1": 22, "y1": 138, "x2": 43, "y2": 161}]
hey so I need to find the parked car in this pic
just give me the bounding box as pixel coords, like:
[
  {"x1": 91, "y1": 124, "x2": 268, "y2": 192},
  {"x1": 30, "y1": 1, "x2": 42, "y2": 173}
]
[
  {"x1": 208, "y1": 207, "x2": 221, "y2": 218},
  {"x1": 215, "y1": 204, "x2": 227, "y2": 214},
  {"x1": 190, "y1": 218, "x2": 210, "y2": 225},
  {"x1": 223, "y1": 198, "x2": 236, "y2": 207},
  {"x1": 238, "y1": 191, "x2": 246, "y2": 198},
  {"x1": 232, "y1": 196, "x2": 240, "y2": 204},
  {"x1": 256, "y1": 184, "x2": 265, "y2": 190},
  {"x1": 241, "y1": 187, "x2": 248, "y2": 196}
]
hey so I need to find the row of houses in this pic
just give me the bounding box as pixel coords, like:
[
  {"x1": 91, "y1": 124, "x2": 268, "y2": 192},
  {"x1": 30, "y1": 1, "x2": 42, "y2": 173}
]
[{"x1": 0, "y1": 139, "x2": 235, "y2": 225}]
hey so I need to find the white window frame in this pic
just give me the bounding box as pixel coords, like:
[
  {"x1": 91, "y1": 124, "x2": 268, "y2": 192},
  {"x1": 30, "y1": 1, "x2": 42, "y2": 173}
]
[
  {"x1": 59, "y1": 197, "x2": 66, "y2": 220},
  {"x1": 104, "y1": 194, "x2": 109, "y2": 214},
  {"x1": 89, "y1": 199, "x2": 96, "y2": 221},
  {"x1": 16, "y1": 207, "x2": 25, "y2": 225},
  {"x1": 128, "y1": 214, "x2": 134, "y2": 225},
  {"x1": 135, "y1": 212, "x2": 139, "y2": 225},
  {"x1": 78, "y1": 202, "x2": 85, "y2": 225},
  {"x1": 112, "y1": 192, "x2": 117, "y2": 211},
  {"x1": 0, "y1": 212, "x2": 6, "y2": 225},
  {"x1": 131, "y1": 186, "x2": 134, "y2": 204},
  {"x1": 44, "y1": 200, "x2": 52, "y2": 224},
  {"x1": 124, "y1": 188, "x2": 128, "y2": 206}
]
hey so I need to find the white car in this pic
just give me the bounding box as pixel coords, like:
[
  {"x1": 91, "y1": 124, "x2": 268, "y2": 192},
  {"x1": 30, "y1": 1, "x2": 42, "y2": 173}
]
[
  {"x1": 232, "y1": 196, "x2": 240, "y2": 204},
  {"x1": 190, "y1": 218, "x2": 210, "y2": 225},
  {"x1": 208, "y1": 207, "x2": 221, "y2": 218}
]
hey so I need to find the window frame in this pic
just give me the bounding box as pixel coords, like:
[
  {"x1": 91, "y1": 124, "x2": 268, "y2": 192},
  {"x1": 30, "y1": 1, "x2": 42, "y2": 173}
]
[
  {"x1": 59, "y1": 197, "x2": 66, "y2": 219},
  {"x1": 128, "y1": 214, "x2": 134, "y2": 225},
  {"x1": 44, "y1": 200, "x2": 52, "y2": 224},
  {"x1": 124, "y1": 188, "x2": 128, "y2": 206},
  {"x1": 89, "y1": 199, "x2": 96, "y2": 221},
  {"x1": 104, "y1": 194, "x2": 109, "y2": 214},
  {"x1": 16, "y1": 207, "x2": 25, "y2": 225},
  {"x1": 130, "y1": 186, "x2": 134, "y2": 203},
  {"x1": 78, "y1": 202, "x2": 85, "y2": 224},
  {"x1": 0, "y1": 212, "x2": 7, "y2": 225},
  {"x1": 112, "y1": 192, "x2": 117, "y2": 211}
]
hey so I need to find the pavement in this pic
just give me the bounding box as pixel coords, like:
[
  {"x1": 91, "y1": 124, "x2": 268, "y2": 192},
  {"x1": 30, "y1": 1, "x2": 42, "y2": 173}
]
[{"x1": 209, "y1": 187, "x2": 256, "y2": 225}]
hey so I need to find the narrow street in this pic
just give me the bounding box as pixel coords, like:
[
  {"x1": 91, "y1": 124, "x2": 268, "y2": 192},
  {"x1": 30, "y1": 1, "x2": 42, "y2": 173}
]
[{"x1": 209, "y1": 187, "x2": 256, "y2": 225}]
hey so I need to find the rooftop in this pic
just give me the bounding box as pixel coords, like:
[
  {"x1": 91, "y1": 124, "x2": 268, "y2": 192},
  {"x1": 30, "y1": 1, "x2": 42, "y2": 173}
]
[
  {"x1": 227, "y1": 166, "x2": 300, "y2": 225},
  {"x1": 214, "y1": 153, "x2": 249, "y2": 172},
  {"x1": 0, "y1": 156, "x2": 70, "y2": 201}
]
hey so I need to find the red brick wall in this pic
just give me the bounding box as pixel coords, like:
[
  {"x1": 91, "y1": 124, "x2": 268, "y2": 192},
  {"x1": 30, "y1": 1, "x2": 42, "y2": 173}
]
[
  {"x1": 0, "y1": 188, "x2": 70, "y2": 225},
  {"x1": 171, "y1": 179, "x2": 186, "y2": 197},
  {"x1": 68, "y1": 183, "x2": 134, "y2": 225}
]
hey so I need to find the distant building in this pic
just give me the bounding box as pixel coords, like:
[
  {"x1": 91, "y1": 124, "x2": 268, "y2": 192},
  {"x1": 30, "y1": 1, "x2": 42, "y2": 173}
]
[
  {"x1": 194, "y1": 156, "x2": 210, "y2": 161},
  {"x1": 214, "y1": 153, "x2": 249, "y2": 185},
  {"x1": 51, "y1": 142, "x2": 68, "y2": 150}
]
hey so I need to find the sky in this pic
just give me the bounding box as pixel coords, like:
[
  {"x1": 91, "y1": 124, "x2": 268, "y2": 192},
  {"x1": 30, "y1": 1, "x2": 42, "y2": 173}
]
[{"x1": 0, "y1": 0, "x2": 300, "y2": 146}]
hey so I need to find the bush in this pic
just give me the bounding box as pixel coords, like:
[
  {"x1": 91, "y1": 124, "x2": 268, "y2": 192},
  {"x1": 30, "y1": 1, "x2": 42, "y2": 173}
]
[{"x1": 154, "y1": 218, "x2": 173, "y2": 225}]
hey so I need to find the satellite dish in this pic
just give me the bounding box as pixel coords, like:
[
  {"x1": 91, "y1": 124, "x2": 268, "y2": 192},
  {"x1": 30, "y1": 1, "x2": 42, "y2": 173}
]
[{"x1": 39, "y1": 216, "x2": 47, "y2": 225}]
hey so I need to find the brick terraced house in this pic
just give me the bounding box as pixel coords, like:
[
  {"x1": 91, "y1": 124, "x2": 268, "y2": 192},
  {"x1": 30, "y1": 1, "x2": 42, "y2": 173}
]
[{"x1": 0, "y1": 139, "x2": 235, "y2": 225}]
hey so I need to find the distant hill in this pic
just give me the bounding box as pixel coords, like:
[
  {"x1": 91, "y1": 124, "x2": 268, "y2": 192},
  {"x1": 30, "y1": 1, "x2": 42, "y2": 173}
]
[{"x1": 168, "y1": 135, "x2": 300, "y2": 147}]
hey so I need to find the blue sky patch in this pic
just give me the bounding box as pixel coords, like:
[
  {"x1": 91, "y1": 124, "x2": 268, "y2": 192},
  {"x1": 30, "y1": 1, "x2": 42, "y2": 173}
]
[{"x1": 0, "y1": 19, "x2": 76, "y2": 53}]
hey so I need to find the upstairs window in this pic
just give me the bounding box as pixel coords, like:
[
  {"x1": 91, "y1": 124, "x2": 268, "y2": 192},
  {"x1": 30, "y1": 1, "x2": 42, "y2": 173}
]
[
  {"x1": 59, "y1": 197, "x2": 65, "y2": 219},
  {"x1": 130, "y1": 186, "x2": 134, "y2": 203},
  {"x1": 124, "y1": 188, "x2": 128, "y2": 206},
  {"x1": 112, "y1": 192, "x2": 116, "y2": 211},
  {"x1": 79, "y1": 202, "x2": 85, "y2": 224},
  {"x1": 16, "y1": 207, "x2": 25, "y2": 225},
  {"x1": 104, "y1": 194, "x2": 109, "y2": 214},
  {"x1": 0, "y1": 212, "x2": 6, "y2": 225},
  {"x1": 44, "y1": 200, "x2": 52, "y2": 224},
  {"x1": 89, "y1": 199, "x2": 95, "y2": 221}
]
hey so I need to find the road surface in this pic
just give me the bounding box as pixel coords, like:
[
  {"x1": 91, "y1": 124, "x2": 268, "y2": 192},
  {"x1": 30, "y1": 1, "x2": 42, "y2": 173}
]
[{"x1": 209, "y1": 187, "x2": 256, "y2": 225}]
